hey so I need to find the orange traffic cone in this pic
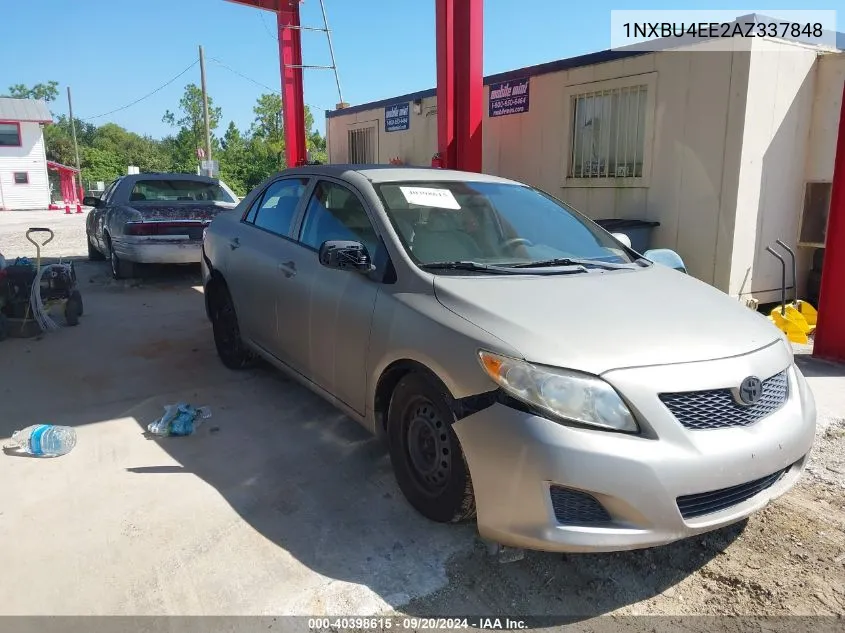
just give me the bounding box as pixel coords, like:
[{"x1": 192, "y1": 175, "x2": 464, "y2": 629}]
[
  {"x1": 65, "y1": 203, "x2": 71, "y2": 215},
  {"x1": 76, "y1": 203, "x2": 82, "y2": 214}
]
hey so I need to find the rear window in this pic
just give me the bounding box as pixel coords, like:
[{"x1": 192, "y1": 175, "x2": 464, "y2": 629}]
[{"x1": 129, "y1": 180, "x2": 235, "y2": 203}]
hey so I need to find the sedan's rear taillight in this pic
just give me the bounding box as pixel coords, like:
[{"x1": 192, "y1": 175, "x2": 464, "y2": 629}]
[{"x1": 124, "y1": 221, "x2": 209, "y2": 236}]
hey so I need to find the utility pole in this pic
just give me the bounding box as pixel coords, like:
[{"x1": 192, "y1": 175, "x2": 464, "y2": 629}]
[
  {"x1": 66, "y1": 86, "x2": 81, "y2": 172},
  {"x1": 198, "y1": 45, "x2": 212, "y2": 174}
]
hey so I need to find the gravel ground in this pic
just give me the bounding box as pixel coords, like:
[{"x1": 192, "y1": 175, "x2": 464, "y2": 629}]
[
  {"x1": 0, "y1": 209, "x2": 90, "y2": 263},
  {"x1": 1, "y1": 210, "x2": 843, "y2": 626}
]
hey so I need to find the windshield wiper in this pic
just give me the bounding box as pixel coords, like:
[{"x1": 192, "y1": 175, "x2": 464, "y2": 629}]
[
  {"x1": 420, "y1": 261, "x2": 523, "y2": 274},
  {"x1": 508, "y1": 257, "x2": 635, "y2": 270}
]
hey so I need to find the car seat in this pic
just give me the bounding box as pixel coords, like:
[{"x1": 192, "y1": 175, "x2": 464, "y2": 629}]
[{"x1": 411, "y1": 209, "x2": 483, "y2": 262}]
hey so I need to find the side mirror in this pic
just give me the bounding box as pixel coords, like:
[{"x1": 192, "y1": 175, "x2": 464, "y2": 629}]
[
  {"x1": 82, "y1": 196, "x2": 100, "y2": 207},
  {"x1": 318, "y1": 240, "x2": 373, "y2": 272},
  {"x1": 611, "y1": 232, "x2": 632, "y2": 249},
  {"x1": 644, "y1": 248, "x2": 687, "y2": 273}
]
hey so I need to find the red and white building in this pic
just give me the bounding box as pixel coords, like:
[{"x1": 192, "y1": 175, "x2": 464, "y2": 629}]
[{"x1": 0, "y1": 97, "x2": 58, "y2": 210}]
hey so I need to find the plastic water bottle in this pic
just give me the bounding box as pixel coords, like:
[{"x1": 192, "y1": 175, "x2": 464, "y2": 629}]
[{"x1": 6, "y1": 425, "x2": 77, "y2": 457}]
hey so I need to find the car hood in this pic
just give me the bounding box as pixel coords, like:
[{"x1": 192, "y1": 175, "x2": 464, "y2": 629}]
[
  {"x1": 432, "y1": 264, "x2": 783, "y2": 375},
  {"x1": 128, "y1": 201, "x2": 236, "y2": 221}
]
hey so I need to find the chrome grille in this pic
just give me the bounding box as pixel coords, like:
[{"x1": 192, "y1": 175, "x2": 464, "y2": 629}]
[
  {"x1": 550, "y1": 486, "x2": 611, "y2": 525},
  {"x1": 659, "y1": 370, "x2": 788, "y2": 430},
  {"x1": 677, "y1": 467, "x2": 788, "y2": 519}
]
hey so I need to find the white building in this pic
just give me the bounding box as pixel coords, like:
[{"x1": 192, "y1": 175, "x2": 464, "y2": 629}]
[
  {"x1": 326, "y1": 25, "x2": 845, "y2": 306},
  {"x1": 0, "y1": 97, "x2": 53, "y2": 211}
]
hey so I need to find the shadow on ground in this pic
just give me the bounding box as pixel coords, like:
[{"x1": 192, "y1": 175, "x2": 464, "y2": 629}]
[
  {"x1": 794, "y1": 352, "x2": 845, "y2": 378},
  {"x1": 0, "y1": 274, "x2": 738, "y2": 621}
]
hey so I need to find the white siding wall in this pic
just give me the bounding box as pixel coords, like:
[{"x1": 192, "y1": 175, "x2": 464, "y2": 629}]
[
  {"x1": 0, "y1": 121, "x2": 50, "y2": 210},
  {"x1": 730, "y1": 41, "x2": 820, "y2": 302}
]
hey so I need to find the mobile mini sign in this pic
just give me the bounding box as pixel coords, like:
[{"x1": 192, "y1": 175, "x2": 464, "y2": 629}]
[
  {"x1": 488, "y1": 78, "x2": 530, "y2": 117},
  {"x1": 384, "y1": 102, "x2": 410, "y2": 132}
]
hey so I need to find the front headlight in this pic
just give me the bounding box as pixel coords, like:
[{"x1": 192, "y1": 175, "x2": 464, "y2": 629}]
[{"x1": 478, "y1": 350, "x2": 639, "y2": 433}]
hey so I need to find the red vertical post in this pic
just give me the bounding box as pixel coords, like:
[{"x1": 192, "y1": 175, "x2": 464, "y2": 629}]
[
  {"x1": 277, "y1": 0, "x2": 307, "y2": 168},
  {"x1": 453, "y1": 0, "x2": 483, "y2": 173},
  {"x1": 435, "y1": 0, "x2": 455, "y2": 169},
  {"x1": 813, "y1": 81, "x2": 845, "y2": 363}
]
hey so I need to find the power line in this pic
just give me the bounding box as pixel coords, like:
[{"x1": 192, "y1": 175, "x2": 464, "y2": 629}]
[
  {"x1": 260, "y1": 12, "x2": 278, "y2": 41},
  {"x1": 209, "y1": 57, "x2": 328, "y2": 113},
  {"x1": 82, "y1": 60, "x2": 199, "y2": 121}
]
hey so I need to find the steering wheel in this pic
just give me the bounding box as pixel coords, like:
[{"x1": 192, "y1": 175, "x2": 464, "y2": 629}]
[{"x1": 501, "y1": 237, "x2": 534, "y2": 249}]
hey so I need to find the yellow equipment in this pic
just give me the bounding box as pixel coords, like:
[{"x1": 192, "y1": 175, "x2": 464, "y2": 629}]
[{"x1": 765, "y1": 240, "x2": 817, "y2": 343}]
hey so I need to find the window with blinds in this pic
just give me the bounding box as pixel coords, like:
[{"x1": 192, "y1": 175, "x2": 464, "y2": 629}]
[
  {"x1": 570, "y1": 85, "x2": 647, "y2": 179},
  {"x1": 348, "y1": 126, "x2": 375, "y2": 164}
]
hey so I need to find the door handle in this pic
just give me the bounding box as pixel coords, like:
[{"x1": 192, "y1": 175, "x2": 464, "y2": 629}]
[
  {"x1": 278, "y1": 260, "x2": 297, "y2": 278},
  {"x1": 230, "y1": 238, "x2": 240, "y2": 250}
]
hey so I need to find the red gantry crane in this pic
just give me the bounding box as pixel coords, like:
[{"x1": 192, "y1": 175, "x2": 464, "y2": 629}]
[{"x1": 224, "y1": 0, "x2": 482, "y2": 173}]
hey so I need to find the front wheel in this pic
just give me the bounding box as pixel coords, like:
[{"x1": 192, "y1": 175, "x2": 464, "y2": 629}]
[
  {"x1": 87, "y1": 233, "x2": 105, "y2": 261},
  {"x1": 387, "y1": 372, "x2": 476, "y2": 523}
]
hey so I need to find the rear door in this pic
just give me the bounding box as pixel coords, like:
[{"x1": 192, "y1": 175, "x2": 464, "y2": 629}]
[{"x1": 225, "y1": 177, "x2": 310, "y2": 356}]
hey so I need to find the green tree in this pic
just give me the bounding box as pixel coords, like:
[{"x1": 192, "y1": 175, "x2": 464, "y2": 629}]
[
  {"x1": 4, "y1": 81, "x2": 59, "y2": 102},
  {"x1": 250, "y1": 93, "x2": 327, "y2": 168},
  {"x1": 219, "y1": 121, "x2": 249, "y2": 195},
  {"x1": 163, "y1": 83, "x2": 222, "y2": 165},
  {"x1": 250, "y1": 93, "x2": 285, "y2": 170}
]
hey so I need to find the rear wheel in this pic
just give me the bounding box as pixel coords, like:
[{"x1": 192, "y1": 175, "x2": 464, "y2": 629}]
[
  {"x1": 387, "y1": 372, "x2": 476, "y2": 523},
  {"x1": 108, "y1": 237, "x2": 136, "y2": 280},
  {"x1": 210, "y1": 282, "x2": 256, "y2": 370},
  {"x1": 65, "y1": 291, "x2": 82, "y2": 326}
]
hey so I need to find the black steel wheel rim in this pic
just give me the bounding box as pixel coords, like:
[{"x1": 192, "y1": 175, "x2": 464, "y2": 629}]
[{"x1": 404, "y1": 397, "x2": 452, "y2": 494}]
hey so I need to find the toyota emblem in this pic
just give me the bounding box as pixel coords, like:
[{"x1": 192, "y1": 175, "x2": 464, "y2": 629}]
[{"x1": 738, "y1": 376, "x2": 763, "y2": 405}]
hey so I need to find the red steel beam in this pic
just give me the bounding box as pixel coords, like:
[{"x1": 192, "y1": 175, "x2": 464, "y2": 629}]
[
  {"x1": 813, "y1": 80, "x2": 845, "y2": 362},
  {"x1": 435, "y1": 0, "x2": 455, "y2": 169},
  {"x1": 277, "y1": 0, "x2": 307, "y2": 168},
  {"x1": 453, "y1": 0, "x2": 483, "y2": 173}
]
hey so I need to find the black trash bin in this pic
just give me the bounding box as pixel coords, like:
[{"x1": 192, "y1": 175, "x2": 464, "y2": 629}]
[{"x1": 594, "y1": 218, "x2": 660, "y2": 253}]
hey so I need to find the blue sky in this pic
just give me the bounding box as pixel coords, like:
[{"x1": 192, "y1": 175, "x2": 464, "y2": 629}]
[{"x1": 3, "y1": 1, "x2": 842, "y2": 138}]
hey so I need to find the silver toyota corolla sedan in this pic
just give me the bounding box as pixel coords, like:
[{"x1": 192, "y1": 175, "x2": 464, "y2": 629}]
[{"x1": 201, "y1": 165, "x2": 816, "y2": 553}]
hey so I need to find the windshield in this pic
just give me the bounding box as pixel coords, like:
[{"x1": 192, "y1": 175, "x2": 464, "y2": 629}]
[
  {"x1": 375, "y1": 181, "x2": 636, "y2": 268},
  {"x1": 129, "y1": 179, "x2": 236, "y2": 203}
]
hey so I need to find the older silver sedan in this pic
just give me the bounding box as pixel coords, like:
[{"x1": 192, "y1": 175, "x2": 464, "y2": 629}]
[
  {"x1": 85, "y1": 173, "x2": 238, "y2": 279},
  {"x1": 201, "y1": 165, "x2": 816, "y2": 553}
]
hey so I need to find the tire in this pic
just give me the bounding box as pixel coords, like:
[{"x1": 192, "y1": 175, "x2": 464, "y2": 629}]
[
  {"x1": 209, "y1": 282, "x2": 256, "y2": 370},
  {"x1": 109, "y1": 239, "x2": 136, "y2": 280},
  {"x1": 87, "y1": 234, "x2": 105, "y2": 261},
  {"x1": 0, "y1": 313, "x2": 7, "y2": 341},
  {"x1": 387, "y1": 372, "x2": 476, "y2": 523},
  {"x1": 65, "y1": 292, "x2": 82, "y2": 326}
]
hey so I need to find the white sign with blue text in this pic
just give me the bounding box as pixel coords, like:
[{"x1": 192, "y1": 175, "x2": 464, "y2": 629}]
[{"x1": 385, "y1": 102, "x2": 410, "y2": 132}]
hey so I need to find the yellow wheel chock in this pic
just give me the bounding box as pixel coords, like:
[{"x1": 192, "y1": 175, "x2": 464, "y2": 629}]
[{"x1": 765, "y1": 240, "x2": 817, "y2": 342}]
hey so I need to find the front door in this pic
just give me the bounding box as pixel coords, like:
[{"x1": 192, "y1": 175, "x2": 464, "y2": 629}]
[{"x1": 281, "y1": 179, "x2": 384, "y2": 414}]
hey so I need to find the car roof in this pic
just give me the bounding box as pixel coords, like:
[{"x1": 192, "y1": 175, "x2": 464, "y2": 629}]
[
  {"x1": 281, "y1": 164, "x2": 524, "y2": 185},
  {"x1": 124, "y1": 173, "x2": 223, "y2": 183}
]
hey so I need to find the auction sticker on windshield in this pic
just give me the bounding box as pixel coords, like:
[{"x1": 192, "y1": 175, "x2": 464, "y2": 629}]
[{"x1": 399, "y1": 186, "x2": 461, "y2": 210}]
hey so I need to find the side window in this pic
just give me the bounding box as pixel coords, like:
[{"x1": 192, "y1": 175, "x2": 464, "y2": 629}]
[
  {"x1": 243, "y1": 195, "x2": 262, "y2": 224},
  {"x1": 251, "y1": 178, "x2": 309, "y2": 237},
  {"x1": 101, "y1": 180, "x2": 118, "y2": 204},
  {"x1": 299, "y1": 181, "x2": 379, "y2": 253}
]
